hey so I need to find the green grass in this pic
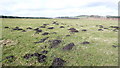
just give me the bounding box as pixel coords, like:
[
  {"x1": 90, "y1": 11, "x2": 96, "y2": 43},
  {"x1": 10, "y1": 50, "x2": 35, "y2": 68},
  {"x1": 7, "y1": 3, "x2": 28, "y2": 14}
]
[{"x1": 1, "y1": 18, "x2": 118, "y2": 66}]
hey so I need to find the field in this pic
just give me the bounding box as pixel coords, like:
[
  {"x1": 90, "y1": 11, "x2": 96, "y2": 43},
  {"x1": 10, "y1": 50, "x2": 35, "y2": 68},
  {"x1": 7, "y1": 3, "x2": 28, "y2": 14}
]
[{"x1": 0, "y1": 18, "x2": 118, "y2": 66}]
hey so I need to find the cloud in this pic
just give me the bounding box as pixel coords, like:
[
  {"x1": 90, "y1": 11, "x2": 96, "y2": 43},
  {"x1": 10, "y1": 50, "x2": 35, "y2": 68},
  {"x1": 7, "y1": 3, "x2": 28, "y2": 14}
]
[{"x1": 0, "y1": 0, "x2": 119, "y2": 17}]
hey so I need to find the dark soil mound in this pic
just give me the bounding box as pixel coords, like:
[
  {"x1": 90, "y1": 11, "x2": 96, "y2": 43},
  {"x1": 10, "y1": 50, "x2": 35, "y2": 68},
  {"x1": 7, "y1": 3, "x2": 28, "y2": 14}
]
[
  {"x1": 61, "y1": 23, "x2": 66, "y2": 25},
  {"x1": 39, "y1": 24, "x2": 49, "y2": 28},
  {"x1": 50, "y1": 58, "x2": 66, "y2": 66},
  {"x1": 37, "y1": 54, "x2": 47, "y2": 63},
  {"x1": 52, "y1": 32, "x2": 57, "y2": 34},
  {"x1": 41, "y1": 50, "x2": 48, "y2": 54},
  {"x1": 52, "y1": 22, "x2": 57, "y2": 24},
  {"x1": 22, "y1": 30, "x2": 26, "y2": 32},
  {"x1": 68, "y1": 28, "x2": 76, "y2": 30},
  {"x1": 98, "y1": 29, "x2": 103, "y2": 31},
  {"x1": 4, "y1": 26, "x2": 9, "y2": 28},
  {"x1": 36, "y1": 29, "x2": 42, "y2": 32},
  {"x1": 40, "y1": 26, "x2": 46, "y2": 28},
  {"x1": 60, "y1": 26, "x2": 65, "y2": 28},
  {"x1": 23, "y1": 54, "x2": 34, "y2": 59},
  {"x1": 113, "y1": 29, "x2": 118, "y2": 32},
  {"x1": 4, "y1": 55, "x2": 16, "y2": 63},
  {"x1": 52, "y1": 22, "x2": 59, "y2": 25},
  {"x1": 110, "y1": 26, "x2": 119, "y2": 29},
  {"x1": 70, "y1": 30, "x2": 79, "y2": 32},
  {"x1": 42, "y1": 32, "x2": 49, "y2": 35},
  {"x1": 110, "y1": 26, "x2": 119, "y2": 32},
  {"x1": 82, "y1": 41, "x2": 90, "y2": 44},
  {"x1": 23, "y1": 53, "x2": 47, "y2": 63},
  {"x1": 34, "y1": 37, "x2": 49, "y2": 43},
  {"x1": 43, "y1": 24, "x2": 49, "y2": 26},
  {"x1": 104, "y1": 28, "x2": 108, "y2": 29},
  {"x1": 32, "y1": 53, "x2": 42, "y2": 57},
  {"x1": 48, "y1": 27, "x2": 54, "y2": 29},
  {"x1": 34, "y1": 28, "x2": 39, "y2": 30},
  {"x1": 99, "y1": 25, "x2": 103, "y2": 28},
  {"x1": 112, "y1": 45, "x2": 120, "y2": 48},
  {"x1": 12, "y1": 27, "x2": 23, "y2": 31},
  {"x1": 49, "y1": 40, "x2": 61, "y2": 48},
  {"x1": 34, "y1": 28, "x2": 42, "y2": 33},
  {"x1": 68, "y1": 28, "x2": 79, "y2": 32},
  {"x1": 6, "y1": 56, "x2": 15, "y2": 59},
  {"x1": 63, "y1": 43, "x2": 75, "y2": 50},
  {"x1": 26, "y1": 27, "x2": 32, "y2": 29},
  {"x1": 35, "y1": 29, "x2": 42, "y2": 34},
  {"x1": 66, "y1": 35, "x2": 70, "y2": 37},
  {"x1": 82, "y1": 29, "x2": 87, "y2": 31},
  {"x1": 96, "y1": 25, "x2": 104, "y2": 28}
]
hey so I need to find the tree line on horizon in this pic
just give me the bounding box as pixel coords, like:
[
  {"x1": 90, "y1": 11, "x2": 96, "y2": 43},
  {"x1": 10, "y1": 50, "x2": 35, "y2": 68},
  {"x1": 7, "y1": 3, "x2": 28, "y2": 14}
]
[
  {"x1": 0, "y1": 15, "x2": 120, "y2": 19},
  {"x1": 0, "y1": 15, "x2": 52, "y2": 19}
]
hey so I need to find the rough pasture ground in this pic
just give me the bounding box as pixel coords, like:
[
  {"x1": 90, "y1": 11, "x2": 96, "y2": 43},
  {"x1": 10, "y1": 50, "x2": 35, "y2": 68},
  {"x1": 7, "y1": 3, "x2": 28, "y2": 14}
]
[{"x1": 1, "y1": 18, "x2": 118, "y2": 66}]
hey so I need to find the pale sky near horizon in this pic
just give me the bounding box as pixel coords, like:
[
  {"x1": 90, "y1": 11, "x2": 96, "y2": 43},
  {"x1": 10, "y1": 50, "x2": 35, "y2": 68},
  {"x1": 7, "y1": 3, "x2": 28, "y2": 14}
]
[{"x1": 0, "y1": 0, "x2": 119, "y2": 17}]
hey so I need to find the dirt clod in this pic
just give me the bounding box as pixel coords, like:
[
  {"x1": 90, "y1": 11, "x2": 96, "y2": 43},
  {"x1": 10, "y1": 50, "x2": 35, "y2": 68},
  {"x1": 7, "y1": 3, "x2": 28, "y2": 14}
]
[
  {"x1": 82, "y1": 29, "x2": 87, "y2": 31},
  {"x1": 66, "y1": 35, "x2": 70, "y2": 37},
  {"x1": 52, "y1": 22, "x2": 59, "y2": 25},
  {"x1": 33, "y1": 53, "x2": 42, "y2": 57},
  {"x1": 110, "y1": 26, "x2": 119, "y2": 29},
  {"x1": 42, "y1": 32, "x2": 49, "y2": 35},
  {"x1": 96, "y1": 25, "x2": 104, "y2": 28},
  {"x1": 26, "y1": 27, "x2": 32, "y2": 29},
  {"x1": 23, "y1": 53, "x2": 47, "y2": 63},
  {"x1": 82, "y1": 41, "x2": 90, "y2": 44},
  {"x1": 4, "y1": 55, "x2": 16, "y2": 63},
  {"x1": 22, "y1": 30, "x2": 26, "y2": 32},
  {"x1": 34, "y1": 37, "x2": 49, "y2": 43},
  {"x1": 51, "y1": 58, "x2": 66, "y2": 66},
  {"x1": 43, "y1": 24, "x2": 49, "y2": 26},
  {"x1": 48, "y1": 27, "x2": 54, "y2": 29},
  {"x1": 104, "y1": 28, "x2": 108, "y2": 29},
  {"x1": 12, "y1": 27, "x2": 23, "y2": 31},
  {"x1": 37, "y1": 54, "x2": 47, "y2": 63},
  {"x1": 34, "y1": 28, "x2": 42, "y2": 34},
  {"x1": 112, "y1": 45, "x2": 120, "y2": 48},
  {"x1": 6, "y1": 56, "x2": 15, "y2": 59},
  {"x1": 49, "y1": 40, "x2": 61, "y2": 48},
  {"x1": 41, "y1": 50, "x2": 48, "y2": 54},
  {"x1": 23, "y1": 54, "x2": 34, "y2": 59},
  {"x1": 40, "y1": 26, "x2": 46, "y2": 28},
  {"x1": 34, "y1": 28, "x2": 39, "y2": 30},
  {"x1": 113, "y1": 29, "x2": 118, "y2": 32},
  {"x1": 52, "y1": 32, "x2": 57, "y2": 34},
  {"x1": 68, "y1": 28, "x2": 79, "y2": 32},
  {"x1": 63, "y1": 43, "x2": 75, "y2": 50},
  {"x1": 60, "y1": 26, "x2": 65, "y2": 28},
  {"x1": 98, "y1": 29, "x2": 103, "y2": 31},
  {"x1": 4, "y1": 26, "x2": 9, "y2": 28}
]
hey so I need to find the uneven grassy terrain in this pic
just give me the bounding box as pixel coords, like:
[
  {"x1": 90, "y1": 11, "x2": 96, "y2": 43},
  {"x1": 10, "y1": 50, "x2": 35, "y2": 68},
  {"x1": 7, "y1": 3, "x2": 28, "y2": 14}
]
[{"x1": 1, "y1": 18, "x2": 118, "y2": 66}]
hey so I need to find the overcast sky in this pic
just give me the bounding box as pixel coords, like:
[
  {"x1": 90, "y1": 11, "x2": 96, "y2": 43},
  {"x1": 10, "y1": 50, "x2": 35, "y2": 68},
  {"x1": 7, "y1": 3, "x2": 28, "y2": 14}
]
[{"x1": 0, "y1": 0, "x2": 119, "y2": 17}]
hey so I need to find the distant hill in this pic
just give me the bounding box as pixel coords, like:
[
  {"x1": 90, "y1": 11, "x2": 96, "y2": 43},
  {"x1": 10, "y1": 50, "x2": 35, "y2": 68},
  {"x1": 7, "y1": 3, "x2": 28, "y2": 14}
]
[
  {"x1": 55, "y1": 16, "x2": 79, "y2": 19},
  {"x1": 76, "y1": 15, "x2": 88, "y2": 17},
  {"x1": 106, "y1": 15, "x2": 120, "y2": 18},
  {"x1": 75, "y1": 15, "x2": 120, "y2": 18}
]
